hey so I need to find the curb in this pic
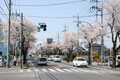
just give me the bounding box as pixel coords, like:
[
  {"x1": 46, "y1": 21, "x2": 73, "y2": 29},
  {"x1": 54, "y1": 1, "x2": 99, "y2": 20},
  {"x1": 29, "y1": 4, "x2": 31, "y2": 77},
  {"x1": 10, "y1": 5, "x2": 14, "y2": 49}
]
[{"x1": 89, "y1": 65, "x2": 120, "y2": 72}]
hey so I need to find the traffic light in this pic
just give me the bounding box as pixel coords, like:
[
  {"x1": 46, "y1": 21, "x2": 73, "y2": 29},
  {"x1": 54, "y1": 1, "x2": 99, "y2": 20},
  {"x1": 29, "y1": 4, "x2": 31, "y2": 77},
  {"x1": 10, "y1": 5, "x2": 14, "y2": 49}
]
[{"x1": 37, "y1": 23, "x2": 47, "y2": 32}]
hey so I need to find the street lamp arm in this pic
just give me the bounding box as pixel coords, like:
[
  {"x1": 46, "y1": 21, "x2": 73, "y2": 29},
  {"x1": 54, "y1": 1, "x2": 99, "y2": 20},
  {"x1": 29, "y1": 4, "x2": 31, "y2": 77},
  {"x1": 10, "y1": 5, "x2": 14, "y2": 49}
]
[{"x1": 78, "y1": 21, "x2": 93, "y2": 28}]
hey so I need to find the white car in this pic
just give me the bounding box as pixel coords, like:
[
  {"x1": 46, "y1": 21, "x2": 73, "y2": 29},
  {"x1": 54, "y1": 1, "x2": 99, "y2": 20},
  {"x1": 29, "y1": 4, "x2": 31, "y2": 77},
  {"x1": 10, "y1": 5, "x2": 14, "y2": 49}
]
[
  {"x1": 53, "y1": 55, "x2": 61, "y2": 62},
  {"x1": 73, "y1": 57, "x2": 88, "y2": 67},
  {"x1": 48, "y1": 56, "x2": 53, "y2": 61}
]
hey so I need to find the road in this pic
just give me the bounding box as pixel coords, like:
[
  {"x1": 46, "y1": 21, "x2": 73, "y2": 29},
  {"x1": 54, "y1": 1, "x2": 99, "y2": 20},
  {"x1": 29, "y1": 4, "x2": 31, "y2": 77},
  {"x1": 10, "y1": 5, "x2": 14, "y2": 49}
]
[
  {"x1": 31, "y1": 58, "x2": 120, "y2": 80},
  {"x1": 0, "y1": 58, "x2": 120, "y2": 80}
]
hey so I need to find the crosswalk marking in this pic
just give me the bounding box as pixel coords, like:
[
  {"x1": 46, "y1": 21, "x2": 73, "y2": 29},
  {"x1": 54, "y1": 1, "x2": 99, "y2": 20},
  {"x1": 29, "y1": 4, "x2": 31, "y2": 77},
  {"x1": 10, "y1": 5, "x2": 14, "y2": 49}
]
[
  {"x1": 48, "y1": 69, "x2": 56, "y2": 72},
  {"x1": 77, "y1": 69, "x2": 89, "y2": 72},
  {"x1": 35, "y1": 69, "x2": 39, "y2": 72},
  {"x1": 71, "y1": 69, "x2": 79, "y2": 72},
  {"x1": 41, "y1": 69, "x2": 48, "y2": 72},
  {"x1": 17, "y1": 68, "x2": 119, "y2": 74},
  {"x1": 27, "y1": 69, "x2": 32, "y2": 72},
  {"x1": 19, "y1": 70, "x2": 24, "y2": 72},
  {"x1": 63, "y1": 69, "x2": 72, "y2": 72},
  {"x1": 56, "y1": 69, "x2": 64, "y2": 72}
]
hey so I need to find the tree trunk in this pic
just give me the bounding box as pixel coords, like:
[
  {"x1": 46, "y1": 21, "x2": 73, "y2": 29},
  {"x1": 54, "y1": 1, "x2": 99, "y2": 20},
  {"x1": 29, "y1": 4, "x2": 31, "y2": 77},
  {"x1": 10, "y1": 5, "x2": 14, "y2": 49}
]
[
  {"x1": 23, "y1": 51, "x2": 27, "y2": 64},
  {"x1": 112, "y1": 47, "x2": 116, "y2": 68},
  {"x1": 88, "y1": 42, "x2": 92, "y2": 65}
]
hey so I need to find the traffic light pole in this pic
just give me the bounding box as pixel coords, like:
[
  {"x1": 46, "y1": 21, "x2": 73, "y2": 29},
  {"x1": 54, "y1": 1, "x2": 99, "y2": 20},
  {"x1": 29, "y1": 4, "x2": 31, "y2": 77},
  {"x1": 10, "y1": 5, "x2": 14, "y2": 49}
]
[
  {"x1": 20, "y1": 13, "x2": 23, "y2": 69},
  {"x1": 6, "y1": 0, "x2": 11, "y2": 68}
]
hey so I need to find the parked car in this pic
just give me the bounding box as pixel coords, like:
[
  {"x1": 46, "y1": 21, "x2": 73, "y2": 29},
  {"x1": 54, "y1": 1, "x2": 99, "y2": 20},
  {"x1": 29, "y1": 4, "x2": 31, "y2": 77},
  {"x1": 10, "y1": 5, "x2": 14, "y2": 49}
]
[
  {"x1": 116, "y1": 55, "x2": 120, "y2": 66},
  {"x1": 37, "y1": 57, "x2": 47, "y2": 65},
  {"x1": 48, "y1": 56, "x2": 53, "y2": 61},
  {"x1": 53, "y1": 55, "x2": 61, "y2": 62},
  {"x1": 73, "y1": 57, "x2": 88, "y2": 67},
  {"x1": 0, "y1": 56, "x2": 3, "y2": 66}
]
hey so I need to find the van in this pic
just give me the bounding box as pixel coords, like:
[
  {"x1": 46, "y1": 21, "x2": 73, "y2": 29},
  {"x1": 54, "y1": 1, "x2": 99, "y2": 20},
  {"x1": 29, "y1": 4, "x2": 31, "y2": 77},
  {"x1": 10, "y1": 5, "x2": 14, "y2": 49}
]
[{"x1": 116, "y1": 55, "x2": 120, "y2": 66}]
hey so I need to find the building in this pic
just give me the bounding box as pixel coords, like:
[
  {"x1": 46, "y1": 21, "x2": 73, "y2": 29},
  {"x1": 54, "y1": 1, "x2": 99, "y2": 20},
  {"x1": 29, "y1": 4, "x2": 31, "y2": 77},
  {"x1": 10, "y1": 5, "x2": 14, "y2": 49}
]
[
  {"x1": 0, "y1": 20, "x2": 7, "y2": 56},
  {"x1": 92, "y1": 43, "x2": 107, "y2": 56}
]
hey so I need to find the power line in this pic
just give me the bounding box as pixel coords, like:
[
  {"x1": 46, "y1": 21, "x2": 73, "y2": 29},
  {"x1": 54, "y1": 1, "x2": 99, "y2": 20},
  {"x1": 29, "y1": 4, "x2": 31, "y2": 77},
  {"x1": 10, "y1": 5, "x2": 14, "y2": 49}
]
[
  {"x1": 24, "y1": 14, "x2": 96, "y2": 19},
  {"x1": 13, "y1": 0, "x2": 87, "y2": 7},
  {"x1": 4, "y1": 0, "x2": 9, "y2": 10},
  {"x1": 0, "y1": 6, "x2": 8, "y2": 20},
  {"x1": 0, "y1": 11, "x2": 120, "y2": 19}
]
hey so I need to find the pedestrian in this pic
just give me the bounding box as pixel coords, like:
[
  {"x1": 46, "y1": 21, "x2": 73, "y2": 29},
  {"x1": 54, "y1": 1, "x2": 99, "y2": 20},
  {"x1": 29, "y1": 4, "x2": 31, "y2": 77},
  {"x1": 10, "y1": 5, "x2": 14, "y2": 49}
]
[{"x1": 13, "y1": 56, "x2": 16, "y2": 66}]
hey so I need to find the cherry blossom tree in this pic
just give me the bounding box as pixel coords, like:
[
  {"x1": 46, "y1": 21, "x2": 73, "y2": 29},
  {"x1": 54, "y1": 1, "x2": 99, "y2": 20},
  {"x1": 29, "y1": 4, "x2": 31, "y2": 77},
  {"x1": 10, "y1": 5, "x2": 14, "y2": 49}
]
[
  {"x1": 103, "y1": 0, "x2": 120, "y2": 67},
  {"x1": 61, "y1": 32, "x2": 78, "y2": 62},
  {"x1": 0, "y1": 15, "x2": 37, "y2": 64},
  {"x1": 79, "y1": 22, "x2": 106, "y2": 65},
  {"x1": 0, "y1": 16, "x2": 36, "y2": 50}
]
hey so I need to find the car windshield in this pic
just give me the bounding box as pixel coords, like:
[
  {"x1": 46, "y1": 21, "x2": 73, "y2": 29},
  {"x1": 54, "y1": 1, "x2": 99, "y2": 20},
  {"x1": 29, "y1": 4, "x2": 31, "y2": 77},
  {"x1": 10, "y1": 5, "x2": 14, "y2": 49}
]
[
  {"x1": 56, "y1": 56, "x2": 60, "y2": 58},
  {"x1": 78, "y1": 58, "x2": 85, "y2": 61},
  {"x1": 40, "y1": 58, "x2": 47, "y2": 61}
]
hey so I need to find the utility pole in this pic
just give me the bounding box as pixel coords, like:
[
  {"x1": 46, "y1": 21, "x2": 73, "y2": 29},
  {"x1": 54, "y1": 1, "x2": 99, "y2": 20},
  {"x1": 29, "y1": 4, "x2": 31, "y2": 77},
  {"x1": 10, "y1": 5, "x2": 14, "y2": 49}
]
[
  {"x1": 91, "y1": 0, "x2": 104, "y2": 64},
  {"x1": 57, "y1": 33, "x2": 60, "y2": 42},
  {"x1": 64, "y1": 25, "x2": 67, "y2": 34},
  {"x1": 76, "y1": 15, "x2": 80, "y2": 57},
  {"x1": 6, "y1": 0, "x2": 11, "y2": 68},
  {"x1": 20, "y1": 13, "x2": 23, "y2": 69},
  {"x1": 74, "y1": 15, "x2": 80, "y2": 56},
  {"x1": 100, "y1": 0, "x2": 104, "y2": 64}
]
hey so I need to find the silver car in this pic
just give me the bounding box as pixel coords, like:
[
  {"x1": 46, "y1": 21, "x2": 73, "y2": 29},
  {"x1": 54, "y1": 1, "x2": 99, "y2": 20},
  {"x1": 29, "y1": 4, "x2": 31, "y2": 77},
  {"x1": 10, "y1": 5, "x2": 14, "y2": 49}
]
[{"x1": 37, "y1": 57, "x2": 47, "y2": 65}]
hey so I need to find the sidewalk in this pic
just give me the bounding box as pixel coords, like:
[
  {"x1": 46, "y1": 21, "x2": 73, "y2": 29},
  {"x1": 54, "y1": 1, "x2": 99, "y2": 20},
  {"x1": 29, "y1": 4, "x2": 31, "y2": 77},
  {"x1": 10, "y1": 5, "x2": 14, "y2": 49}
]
[
  {"x1": 0, "y1": 66, "x2": 20, "y2": 73},
  {"x1": 89, "y1": 62, "x2": 120, "y2": 71},
  {"x1": 0, "y1": 59, "x2": 34, "y2": 73}
]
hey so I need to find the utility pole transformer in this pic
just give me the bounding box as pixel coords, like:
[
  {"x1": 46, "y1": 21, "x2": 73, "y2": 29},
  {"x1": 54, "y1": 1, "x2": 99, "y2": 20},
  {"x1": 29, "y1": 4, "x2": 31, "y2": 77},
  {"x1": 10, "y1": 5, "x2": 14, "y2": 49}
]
[{"x1": 7, "y1": 0, "x2": 11, "y2": 68}]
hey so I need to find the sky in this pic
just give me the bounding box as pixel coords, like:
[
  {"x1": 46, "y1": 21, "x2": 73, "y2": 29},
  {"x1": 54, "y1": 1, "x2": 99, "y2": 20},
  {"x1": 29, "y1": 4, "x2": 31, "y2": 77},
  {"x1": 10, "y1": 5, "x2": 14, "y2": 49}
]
[{"x1": 0, "y1": 0, "x2": 112, "y2": 48}]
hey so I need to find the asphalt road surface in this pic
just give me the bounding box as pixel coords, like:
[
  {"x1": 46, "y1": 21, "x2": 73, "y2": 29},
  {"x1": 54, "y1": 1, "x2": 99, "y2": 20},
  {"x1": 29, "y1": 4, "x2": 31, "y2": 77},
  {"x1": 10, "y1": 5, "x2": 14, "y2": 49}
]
[
  {"x1": 0, "y1": 58, "x2": 120, "y2": 80},
  {"x1": 31, "y1": 58, "x2": 120, "y2": 80}
]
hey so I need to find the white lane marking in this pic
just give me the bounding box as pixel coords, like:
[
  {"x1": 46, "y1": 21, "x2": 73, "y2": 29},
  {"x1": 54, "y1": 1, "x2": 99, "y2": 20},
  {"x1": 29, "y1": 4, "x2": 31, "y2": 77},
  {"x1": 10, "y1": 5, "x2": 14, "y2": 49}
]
[
  {"x1": 63, "y1": 69, "x2": 72, "y2": 72},
  {"x1": 77, "y1": 69, "x2": 99, "y2": 74},
  {"x1": 56, "y1": 69, "x2": 64, "y2": 72},
  {"x1": 35, "y1": 69, "x2": 39, "y2": 72},
  {"x1": 48, "y1": 69, "x2": 56, "y2": 72},
  {"x1": 27, "y1": 69, "x2": 32, "y2": 72},
  {"x1": 71, "y1": 69, "x2": 79, "y2": 72},
  {"x1": 19, "y1": 70, "x2": 24, "y2": 72},
  {"x1": 41, "y1": 69, "x2": 48, "y2": 72}
]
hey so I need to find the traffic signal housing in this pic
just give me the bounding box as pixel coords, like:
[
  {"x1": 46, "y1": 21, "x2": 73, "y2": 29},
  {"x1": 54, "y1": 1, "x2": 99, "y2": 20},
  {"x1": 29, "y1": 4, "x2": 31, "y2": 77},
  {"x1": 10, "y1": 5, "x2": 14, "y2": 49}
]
[{"x1": 37, "y1": 23, "x2": 47, "y2": 32}]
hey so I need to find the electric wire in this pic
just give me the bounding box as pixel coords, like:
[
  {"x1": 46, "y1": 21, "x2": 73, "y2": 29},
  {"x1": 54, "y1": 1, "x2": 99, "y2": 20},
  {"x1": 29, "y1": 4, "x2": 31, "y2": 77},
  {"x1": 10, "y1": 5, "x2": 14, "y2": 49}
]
[
  {"x1": 13, "y1": 0, "x2": 87, "y2": 7},
  {"x1": 0, "y1": 6, "x2": 8, "y2": 20},
  {"x1": 4, "y1": 0, "x2": 9, "y2": 10}
]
